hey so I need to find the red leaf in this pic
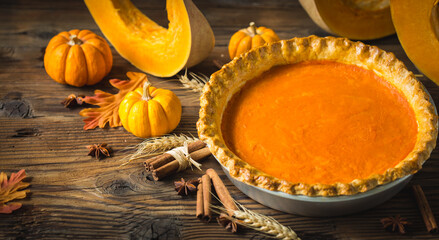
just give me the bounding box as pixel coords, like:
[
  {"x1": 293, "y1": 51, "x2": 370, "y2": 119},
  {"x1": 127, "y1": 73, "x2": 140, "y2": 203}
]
[
  {"x1": 79, "y1": 72, "x2": 149, "y2": 130},
  {"x1": 0, "y1": 202, "x2": 22, "y2": 214}
]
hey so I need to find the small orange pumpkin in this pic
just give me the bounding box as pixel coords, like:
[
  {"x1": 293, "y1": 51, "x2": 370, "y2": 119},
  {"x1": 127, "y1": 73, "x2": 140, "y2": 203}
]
[
  {"x1": 119, "y1": 82, "x2": 182, "y2": 138},
  {"x1": 228, "y1": 22, "x2": 280, "y2": 59},
  {"x1": 44, "y1": 29, "x2": 113, "y2": 87}
]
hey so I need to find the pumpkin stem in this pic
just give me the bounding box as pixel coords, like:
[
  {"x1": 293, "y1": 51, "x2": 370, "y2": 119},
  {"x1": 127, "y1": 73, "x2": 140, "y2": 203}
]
[
  {"x1": 68, "y1": 35, "x2": 83, "y2": 46},
  {"x1": 248, "y1": 22, "x2": 257, "y2": 37},
  {"x1": 142, "y1": 82, "x2": 152, "y2": 101}
]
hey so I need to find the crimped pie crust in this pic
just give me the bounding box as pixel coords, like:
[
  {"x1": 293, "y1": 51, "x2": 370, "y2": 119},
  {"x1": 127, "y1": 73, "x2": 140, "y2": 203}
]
[{"x1": 197, "y1": 36, "x2": 438, "y2": 196}]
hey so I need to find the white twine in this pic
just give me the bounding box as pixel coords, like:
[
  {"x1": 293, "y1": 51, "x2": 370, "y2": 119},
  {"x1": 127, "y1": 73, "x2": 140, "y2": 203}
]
[{"x1": 165, "y1": 142, "x2": 202, "y2": 172}]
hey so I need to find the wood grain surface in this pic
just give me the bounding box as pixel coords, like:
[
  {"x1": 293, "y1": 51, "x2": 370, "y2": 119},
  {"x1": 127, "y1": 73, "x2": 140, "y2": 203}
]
[{"x1": 1, "y1": 0, "x2": 439, "y2": 239}]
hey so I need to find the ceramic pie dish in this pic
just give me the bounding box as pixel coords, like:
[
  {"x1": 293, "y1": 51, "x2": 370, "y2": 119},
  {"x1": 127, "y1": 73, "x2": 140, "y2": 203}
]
[
  {"x1": 219, "y1": 162, "x2": 413, "y2": 216},
  {"x1": 197, "y1": 36, "x2": 437, "y2": 212}
]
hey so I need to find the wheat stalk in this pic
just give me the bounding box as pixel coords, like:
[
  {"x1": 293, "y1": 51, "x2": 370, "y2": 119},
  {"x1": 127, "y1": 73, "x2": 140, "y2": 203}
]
[
  {"x1": 120, "y1": 133, "x2": 199, "y2": 165},
  {"x1": 178, "y1": 69, "x2": 208, "y2": 93},
  {"x1": 210, "y1": 202, "x2": 300, "y2": 240},
  {"x1": 233, "y1": 205, "x2": 300, "y2": 240}
]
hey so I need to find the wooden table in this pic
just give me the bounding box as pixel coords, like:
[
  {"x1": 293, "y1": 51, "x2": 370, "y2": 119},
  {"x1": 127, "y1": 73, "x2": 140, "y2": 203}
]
[{"x1": 1, "y1": 0, "x2": 438, "y2": 239}]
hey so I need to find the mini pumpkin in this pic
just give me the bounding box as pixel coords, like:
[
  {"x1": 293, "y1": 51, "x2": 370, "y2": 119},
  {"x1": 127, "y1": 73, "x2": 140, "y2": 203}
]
[
  {"x1": 119, "y1": 82, "x2": 182, "y2": 138},
  {"x1": 228, "y1": 22, "x2": 280, "y2": 59},
  {"x1": 44, "y1": 29, "x2": 113, "y2": 87}
]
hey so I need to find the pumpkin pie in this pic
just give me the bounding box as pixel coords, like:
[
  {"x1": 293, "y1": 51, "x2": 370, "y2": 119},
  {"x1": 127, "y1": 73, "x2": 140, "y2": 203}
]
[{"x1": 197, "y1": 36, "x2": 438, "y2": 196}]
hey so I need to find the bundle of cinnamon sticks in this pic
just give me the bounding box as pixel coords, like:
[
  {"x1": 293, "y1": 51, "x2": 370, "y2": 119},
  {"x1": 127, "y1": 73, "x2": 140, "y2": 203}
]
[{"x1": 143, "y1": 140, "x2": 211, "y2": 181}]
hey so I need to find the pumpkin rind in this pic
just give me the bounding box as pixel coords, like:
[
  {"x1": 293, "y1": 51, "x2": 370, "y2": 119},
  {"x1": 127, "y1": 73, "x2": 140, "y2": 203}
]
[
  {"x1": 84, "y1": 0, "x2": 215, "y2": 78},
  {"x1": 228, "y1": 22, "x2": 280, "y2": 59},
  {"x1": 390, "y1": 0, "x2": 439, "y2": 85},
  {"x1": 119, "y1": 84, "x2": 182, "y2": 138},
  {"x1": 44, "y1": 29, "x2": 113, "y2": 87}
]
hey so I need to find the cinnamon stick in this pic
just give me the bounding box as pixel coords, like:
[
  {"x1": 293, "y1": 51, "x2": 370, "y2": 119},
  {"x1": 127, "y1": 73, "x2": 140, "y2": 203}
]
[
  {"x1": 152, "y1": 147, "x2": 211, "y2": 181},
  {"x1": 206, "y1": 168, "x2": 237, "y2": 217},
  {"x1": 412, "y1": 184, "x2": 438, "y2": 233},
  {"x1": 196, "y1": 181, "x2": 204, "y2": 220},
  {"x1": 202, "y1": 174, "x2": 212, "y2": 222},
  {"x1": 143, "y1": 154, "x2": 173, "y2": 171},
  {"x1": 144, "y1": 140, "x2": 206, "y2": 171}
]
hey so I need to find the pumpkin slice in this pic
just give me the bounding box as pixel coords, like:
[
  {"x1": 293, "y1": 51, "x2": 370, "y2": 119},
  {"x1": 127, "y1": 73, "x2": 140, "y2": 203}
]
[
  {"x1": 84, "y1": 0, "x2": 215, "y2": 77},
  {"x1": 391, "y1": 0, "x2": 439, "y2": 85},
  {"x1": 299, "y1": 0, "x2": 395, "y2": 40}
]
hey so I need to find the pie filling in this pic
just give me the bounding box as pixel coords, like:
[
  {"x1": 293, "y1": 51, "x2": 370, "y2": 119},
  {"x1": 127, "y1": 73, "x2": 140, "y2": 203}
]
[{"x1": 222, "y1": 60, "x2": 418, "y2": 185}]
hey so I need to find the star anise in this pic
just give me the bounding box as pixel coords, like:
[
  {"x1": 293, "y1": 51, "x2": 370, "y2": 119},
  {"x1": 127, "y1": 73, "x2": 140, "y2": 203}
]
[
  {"x1": 174, "y1": 178, "x2": 199, "y2": 196},
  {"x1": 87, "y1": 143, "x2": 111, "y2": 160},
  {"x1": 217, "y1": 213, "x2": 239, "y2": 233},
  {"x1": 381, "y1": 215, "x2": 411, "y2": 234},
  {"x1": 61, "y1": 94, "x2": 84, "y2": 108}
]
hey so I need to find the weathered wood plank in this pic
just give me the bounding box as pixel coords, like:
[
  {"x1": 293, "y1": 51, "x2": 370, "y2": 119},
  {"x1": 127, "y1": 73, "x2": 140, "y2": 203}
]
[{"x1": 0, "y1": 0, "x2": 439, "y2": 239}]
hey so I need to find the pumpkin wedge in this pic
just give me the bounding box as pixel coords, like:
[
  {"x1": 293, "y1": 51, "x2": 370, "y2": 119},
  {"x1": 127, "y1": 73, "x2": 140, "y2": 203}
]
[
  {"x1": 299, "y1": 0, "x2": 395, "y2": 40},
  {"x1": 391, "y1": 0, "x2": 439, "y2": 85},
  {"x1": 84, "y1": 0, "x2": 215, "y2": 77}
]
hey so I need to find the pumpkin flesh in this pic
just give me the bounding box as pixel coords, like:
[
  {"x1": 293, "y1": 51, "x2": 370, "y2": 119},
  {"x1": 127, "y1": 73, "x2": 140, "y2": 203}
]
[
  {"x1": 390, "y1": 0, "x2": 439, "y2": 85},
  {"x1": 85, "y1": 0, "x2": 214, "y2": 77}
]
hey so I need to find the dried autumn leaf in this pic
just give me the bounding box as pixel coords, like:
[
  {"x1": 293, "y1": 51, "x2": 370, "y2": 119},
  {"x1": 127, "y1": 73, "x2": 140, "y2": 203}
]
[
  {"x1": 79, "y1": 72, "x2": 149, "y2": 130},
  {"x1": 0, "y1": 169, "x2": 30, "y2": 214}
]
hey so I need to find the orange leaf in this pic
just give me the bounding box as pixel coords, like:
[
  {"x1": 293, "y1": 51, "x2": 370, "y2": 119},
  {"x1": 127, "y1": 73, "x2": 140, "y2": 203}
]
[
  {"x1": 79, "y1": 72, "x2": 149, "y2": 130},
  {"x1": 0, "y1": 169, "x2": 30, "y2": 214}
]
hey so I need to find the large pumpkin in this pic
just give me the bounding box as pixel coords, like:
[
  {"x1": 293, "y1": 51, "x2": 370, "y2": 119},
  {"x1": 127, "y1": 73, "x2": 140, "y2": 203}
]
[
  {"x1": 119, "y1": 82, "x2": 182, "y2": 138},
  {"x1": 84, "y1": 0, "x2": 215, "y2": 77},
  {"x1": 44, "y1": 29, "x2": 113, "y2": 87},
  {"x1": 390, "y1": 0, "x2": 439, "y2": 85},
  {"x1": 299, "y1": 0, "x2": 395, "y2": 40}
]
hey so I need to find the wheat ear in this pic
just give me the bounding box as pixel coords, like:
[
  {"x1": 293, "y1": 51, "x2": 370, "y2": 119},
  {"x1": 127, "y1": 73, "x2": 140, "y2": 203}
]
[
  {"x1": 177, "y1": 69, "x2": 208, "y2": 93},
  {"x1": 120, "y1": 133, "x2": 199, "y2": 165},
  {"x1": 210, "y1": 203, "x2": 300, "y2": 240}
]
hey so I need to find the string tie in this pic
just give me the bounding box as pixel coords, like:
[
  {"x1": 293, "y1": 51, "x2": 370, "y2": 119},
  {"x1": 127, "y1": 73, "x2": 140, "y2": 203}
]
[{"x1": 165, "y1": 142, "x2": 202, "y2": 172}]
